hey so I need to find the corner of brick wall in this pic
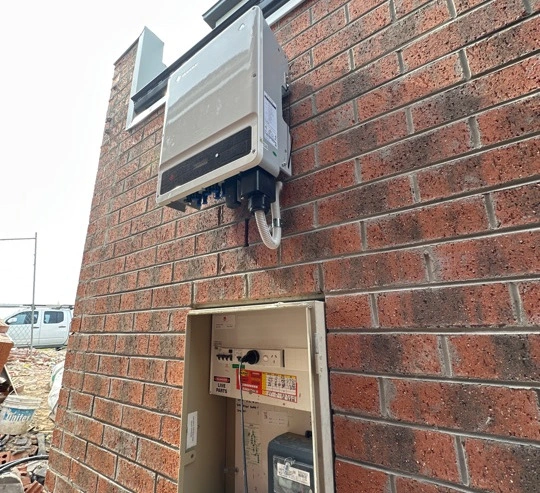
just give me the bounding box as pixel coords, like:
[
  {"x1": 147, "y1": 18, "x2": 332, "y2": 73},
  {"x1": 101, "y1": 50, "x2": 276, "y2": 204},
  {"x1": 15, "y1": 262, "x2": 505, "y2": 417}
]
[{"x1": 47, "y1": 1, "x2": 540, "y2": 492}]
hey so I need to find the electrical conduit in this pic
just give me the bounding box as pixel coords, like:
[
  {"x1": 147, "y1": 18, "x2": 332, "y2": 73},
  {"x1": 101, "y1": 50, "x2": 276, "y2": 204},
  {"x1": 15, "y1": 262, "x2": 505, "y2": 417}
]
[{"x1": 254, "y1": 181, "x2": 283, "y2": 249}]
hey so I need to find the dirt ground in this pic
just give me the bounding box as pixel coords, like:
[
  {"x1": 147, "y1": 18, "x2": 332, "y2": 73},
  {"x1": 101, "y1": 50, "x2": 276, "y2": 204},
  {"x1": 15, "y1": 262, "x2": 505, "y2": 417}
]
[{"x1": 4, "y1": 348, "x2": 66, "y2": 434}]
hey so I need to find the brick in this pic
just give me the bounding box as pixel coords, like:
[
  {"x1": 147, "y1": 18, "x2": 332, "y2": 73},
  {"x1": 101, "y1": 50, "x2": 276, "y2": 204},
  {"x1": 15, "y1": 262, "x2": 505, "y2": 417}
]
[
  {"x1": 120, "y1": 289, "x2": 152, "y2": 311},
  {"x1": 62, "y1": 433, "x2": 86, "y2": 461},
  {"x1": 367, "y1": 196, "x2": 488, "y2": 248},
  {"x1": 291, "y1": 145, "x2": 316, "y2": 175},
  {"x1": 137, "y1": 439, "x2": 180, "y2": 479},
  {"x1": 318, "y1": 176, "x2": 414, "y2": 225},
  {"x1": 288, "y1": 51, "x2": 313, "y2": 82},
  {"x1": 412, "y1": 57, "x2": 539, "y2": 131},
  {"x1": 394, "y1": 0, "x2": 432, "y2": 18},
  {"x1": 464, "y1": 438, "x2": 540, "y2": 493},
  {"x1": 156, "y1": 477, "x2": 178, "y2": 493},
  {"x1": 478, "y1": 93, "x2": 540, "y2": 145},
  {"x1": 121, "y1": 406, "x2": 161, "y2": 438},
  {"x1": 104, "y1": 312, "x2": 134, "y2": 332},
  {"x1": 137, "y1": 264, "x2": 173, "y2": 288},
  {"x1": 99, "y1": 354, "x2": 129, "y2": 377},
  {"x1": 115, "y1": 334, "x2": 149, "y2": 356},
  {"x1": 285, "y1": 8, "x2": 347, "y2": 61},
  {"x1": 317, "y1": 53, "x2": 401, "y2": 113},
  {"x1": 354, "y1": 0, "x2": 450, "y2": 67},
  {"x1": 152, "y1": 283, "x2": 191, "y2": 308},
  {"x1": 324, "y1": 250, "x2": 426, "y2": 291},
  {"x1": 93, "y1": 397, "x2": 123, "y2": 426},
  {"x1": 335, "y1": 460, "x2": 389, "y2": 493},
  {"x1": 173, "y1": 254, "x2": 218, "y2": 281},
  {"x1": 125, "y1": 246, "x2": 156, "y2": 271},
  {"x1": 395, "y1": 477, "x2": 463, "y2": 492},
  {"x1": 141, "y1": 222, "x2": 176, "y2": 248},
  {"x1": 119, "y1": 198, "x2": 147, "y2": 223},
  {"x1": 128, "y1": 357, "x2": 166, "y2": 383},
  {"x1": 280, "y1": 204, "x2": 316, "y2": 237},
  {"x1": 102, "y1": 426, "x2": 138, "y2": 460},
  {"x1": 433, "y1": 231, "x2": 540, "y2": 282},
  {"x1": 283, "y1": 224, "x2": 362, "y2": 263},
  {"x1": 292, "y1": 52, "x2": 352, "y2": 102},
  {"x1": 110, "y1": 378, "x2": 144, "y2": 405},
  {"x1": 48, "y1": 449, "x2": 71, "y2": 478},
  {"x1": 178, "y1": 207, "x2": 219, "y2": 234},
  {"x1": 289, "y1": 97, "x2": 314, "y2": 127},
  {"x1": 134, "y1": 310, "x2": 170, "y2": 332},
  {"x1": 402, "y1": 0, "x2": 528, "y2": 70},
  {"x1": 143, "y1": 384, "x2": 182, "y2": 414},
  {"x1": 166, "y1": 360, "x2": 184, "y2": 386},
  {"x1": 317, "y1": 110, "x2": 408, "y2": 167},
  {"x1": 248, "y1": 264, "x2": 321, "y2": 299},
  {"x1": 219, "y1": 243, "x2": 279, "y2": 275},
  {"x1": 86, "y1": 442, "x2": 116, "y2": 477},
  {"x1": 377, "y1": 284, "x2": 515, "y2": 328},
  {"x1": 116, "y1": 458, "x2": 156, "y2": 493},
  {"x1": 275, "y1": 9, "x2": 311, "y2": 45},
  {"x1": 69, "y1": 391, "x2": 93, "y2": 415},
  {"x1": 448, "y1": 334, "x2": 540, "y2": 381},
  {"x1": 326, "y1": 294, "x2": 373, "y2": 329},
  {"x1": 333, "y1": 416, "x2": 460, "y2": 481},
  {"x1": 313, "y1": 3, "x2": 392, "y2": 66},
  {"x1": 520, "y1": 282, "x2": 540, "y2": 325},
  {"x1": 195, "y1": 222, "x2": 247, "y2": 254},
  {"x1": 466, "y1": 17, "x2": 540, "y2": 75},
  {"x1": 83, "y1": 374, "x2": 111, "y2": 397},
  {"x1": 148, "y1": 334, "x2": 185, "y2": 358},
  {"x1": 74, "y1": 415, "x2": 104, "y2": 444},
  {"x1": 70, "y1": 460, "x2": 98, "y2": 492},
  {"x1": 388, "y1": 380, "x2": 540, "y2": 440},
  {"x1": 416, "y1": 138, "x2": 540, "y2": 201},
  {"x1": 282, "y1": 160, "x2": 357, "y2": 208},
  {"x1": 361, "y1": 121, "x2": 473, "y2": 181},
  {"x1": 96, "y1": 478, "x2": 131, "y2": 493},
  {"x1": 311, "y1": 0, "x2": 351, "y2": 22},
  {"x1": 161, "y1": 415, "x2": 182, "y2": 447},
  {"x1": 348, "y1": 0, "x2": 388, "y2": 20},
  {"x1": 194, "y1": 275, "x2": 245, "y2": 304},
  {"x1": 94, "y1": 294, "x2": 121, "y2": 314},
  {"x1": 88, "y1": 334, "x2": 117, "y2": 353},
  {"x1": 131, "y1": 209, "x2": 162, "y2": 235},
  {"x1": 156, "y1": 237, "x2": 195, "y2": 263},
  {"x1": 327, "y1": 333, "x2": 442, "y2": 375},
  {"x1": 493, "y1": 183, "x2": 540, "y2": 227},
  {"x1": 292, "y1": 101, "x2": 356, "y2": 149},
  {"x1": 358, "y1": 53, "x2": 464, "y2": 121},
  {"x1": 331, "y1": 373, "x2": 380, "y2": 415}
]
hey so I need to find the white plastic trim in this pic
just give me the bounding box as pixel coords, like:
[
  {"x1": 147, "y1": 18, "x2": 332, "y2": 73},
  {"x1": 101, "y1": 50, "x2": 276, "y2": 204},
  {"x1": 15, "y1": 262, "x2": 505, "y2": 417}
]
[
  {"x1": 254, "y1": 181, "x2": 283, "y2": 249},
  {"x1": 267, "y1": 0, "x2": 306, "y2": 25}
]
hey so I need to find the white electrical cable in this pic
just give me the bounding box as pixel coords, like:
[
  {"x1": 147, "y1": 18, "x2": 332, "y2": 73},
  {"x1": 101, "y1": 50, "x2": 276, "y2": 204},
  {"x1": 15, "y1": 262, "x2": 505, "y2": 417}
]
[{"x1": 254, "y1": 181, "x2": 283, "y2": 249}]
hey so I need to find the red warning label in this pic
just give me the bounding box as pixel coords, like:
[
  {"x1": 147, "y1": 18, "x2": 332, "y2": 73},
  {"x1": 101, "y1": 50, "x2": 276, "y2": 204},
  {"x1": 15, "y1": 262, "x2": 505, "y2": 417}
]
[
  {"x1": 237, "y1": 369, "x2": 297, "y2": 403},
  {"x1": 214, "y1": 376, "x2": 230, "y2": 383}
]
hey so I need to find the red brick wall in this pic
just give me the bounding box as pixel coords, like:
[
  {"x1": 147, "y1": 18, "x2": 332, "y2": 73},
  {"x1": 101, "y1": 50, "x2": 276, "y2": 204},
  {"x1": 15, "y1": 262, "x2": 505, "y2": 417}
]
[{"x1": 47, "y1": 1, "x2": 540, "y2": 491}]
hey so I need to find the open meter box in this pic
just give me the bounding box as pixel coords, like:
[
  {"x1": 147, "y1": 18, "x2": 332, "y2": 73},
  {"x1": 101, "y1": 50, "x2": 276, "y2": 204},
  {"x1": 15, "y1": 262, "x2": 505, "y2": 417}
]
[{"x1": 178, "y1": 302, "x2": 334, "y2": 493}]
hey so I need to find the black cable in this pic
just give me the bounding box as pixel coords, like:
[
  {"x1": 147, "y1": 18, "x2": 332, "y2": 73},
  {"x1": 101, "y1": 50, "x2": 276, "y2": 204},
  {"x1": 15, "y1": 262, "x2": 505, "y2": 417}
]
[
  {"x1": 0, "y1": 455, "x2": 48, "y2": 475},
  {"x1": 238, "y1": 360, "x2": 249, "y2": 493}
]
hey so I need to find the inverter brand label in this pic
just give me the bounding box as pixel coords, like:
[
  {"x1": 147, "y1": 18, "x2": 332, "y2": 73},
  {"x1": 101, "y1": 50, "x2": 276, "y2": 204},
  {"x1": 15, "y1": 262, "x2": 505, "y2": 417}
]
[{"x1": 237, "y1": 369, "x2": 297, "y2": 403}]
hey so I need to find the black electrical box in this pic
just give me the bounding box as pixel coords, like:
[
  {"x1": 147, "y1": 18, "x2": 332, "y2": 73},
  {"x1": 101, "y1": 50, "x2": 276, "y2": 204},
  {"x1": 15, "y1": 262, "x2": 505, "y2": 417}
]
[{"x1": 268, "y1": 432, "x2": 314, "y2": 493}]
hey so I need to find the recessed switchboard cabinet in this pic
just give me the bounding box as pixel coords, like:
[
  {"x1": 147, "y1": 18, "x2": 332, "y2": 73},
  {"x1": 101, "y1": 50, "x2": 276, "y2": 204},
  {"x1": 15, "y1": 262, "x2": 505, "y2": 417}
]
[{"x1": 178, "y1": 301, "x2": 334, "y2": 493}]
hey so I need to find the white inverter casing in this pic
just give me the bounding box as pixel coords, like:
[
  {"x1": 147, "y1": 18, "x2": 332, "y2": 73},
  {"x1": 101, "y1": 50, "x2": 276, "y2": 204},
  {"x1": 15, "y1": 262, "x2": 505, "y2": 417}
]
[{"x1": 157, "y1": 6, "x2": 290, "y2": 209}]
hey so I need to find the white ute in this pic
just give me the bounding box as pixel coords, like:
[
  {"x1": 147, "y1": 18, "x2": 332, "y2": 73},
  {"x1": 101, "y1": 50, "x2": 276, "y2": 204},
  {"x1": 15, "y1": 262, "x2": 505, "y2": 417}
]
[{"x1": 3, "y1": 306, "x2": 73, "y2": 348}]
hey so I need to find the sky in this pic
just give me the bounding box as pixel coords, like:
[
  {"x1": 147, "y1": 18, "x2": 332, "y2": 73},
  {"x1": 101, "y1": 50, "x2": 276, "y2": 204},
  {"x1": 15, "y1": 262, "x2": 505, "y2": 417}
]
[{"x1": 0, "y1": 0, "x2": 217, "y2": 313}]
